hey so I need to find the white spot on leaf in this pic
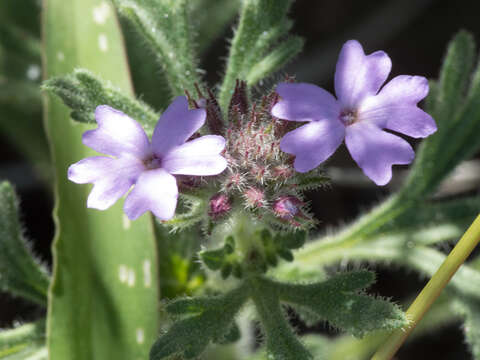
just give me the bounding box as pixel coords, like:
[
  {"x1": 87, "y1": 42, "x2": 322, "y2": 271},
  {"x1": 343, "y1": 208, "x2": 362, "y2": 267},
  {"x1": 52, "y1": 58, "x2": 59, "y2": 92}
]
[
  {"x1": 127, "y1": 269, "x2": 136, "y2": 287},
  {"x1": 98, "y1": 34, "x2": 109, "y2": 52},
  {"x1": 26, "y1": 65, "x2": 41, "y2": 81},
  {"x1": 93, "y1": 2, "x2": 111, "y2": 24},
  {"x1": 136, "y1": 328, "x2": 145, "y2": 344},
  {"x1": 57, "y1": 52, "x2": 65, "y2": 61},
  {"x1": 122, "y1": 214, "x2": 131, "y2": 230},
  {"x1": 143, "y1": 260, "x2": 152, "y2": 288},
  {"x1": 119, "y1": 265, "x2": 128, "y2": 283}
]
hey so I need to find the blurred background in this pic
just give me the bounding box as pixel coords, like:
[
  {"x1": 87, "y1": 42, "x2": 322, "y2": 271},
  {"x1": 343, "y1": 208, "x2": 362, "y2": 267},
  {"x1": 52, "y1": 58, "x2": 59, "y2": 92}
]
[{"x1": 1, "y1": 0, "x2": 480, "y2": 358}]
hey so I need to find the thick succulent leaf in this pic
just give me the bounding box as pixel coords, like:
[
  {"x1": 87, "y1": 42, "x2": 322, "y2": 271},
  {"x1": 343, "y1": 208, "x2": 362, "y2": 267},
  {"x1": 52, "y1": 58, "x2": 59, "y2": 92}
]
[
  {"x1": 43, "y1": 69, "x2": 159, "y2": 136},
  {"x1": 150, "y1": 285, "x2": 249, "y2": 360},
  {"x1": 43, "y1": 0, "x2": 159, "y2": 359},
  {"x1": 271, "y1": 271, "x2": 407, "y2": 337},
  {"x1": 0, "y1": 182, "x2": 49, "y2": 305}
]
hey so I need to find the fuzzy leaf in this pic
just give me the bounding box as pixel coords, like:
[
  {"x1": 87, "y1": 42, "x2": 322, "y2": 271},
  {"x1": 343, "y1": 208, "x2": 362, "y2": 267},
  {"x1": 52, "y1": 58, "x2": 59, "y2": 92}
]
[
  {"x1": 192, "y1": 0, "x2": 241, "y2": 54},
  {"x1": 246, "y1": 36, "x2": 304, "y2": 85},
  {"x1": 219, "y1": 0, "x2": 301, "y2": 110},
  {"x1": 272, "y1": 271, "x2": 407, "y2": 337},
  {"x1": 376, "y1": 196, "x2": 480, "y2": 245},
  {"x1": 163, "y1": 194, "x2": 207, "y2": 232},
  {"x1": 43, "y1": 69, "x2": 159, "y2": 135},
  {"x1": 112, "y1": 0, "x2": 202, "y2": 96},
  {"x1": 0, "y1": 320, "x2": 45, "y2": 358},
  {"x1": 43, "y1": 0, "x2": 160, "y2": 359},
  {"x1": 404, "y1": 30, "x2": 480, "y2": 197},
  {"x1": 150, "y1": 285, "x2": 249, "y2": 360},
  {"x1": 454, "y1": 297, "x2": 480, "y2": 359},
  {"x1": 431, "y1": 30, "x2": 475, "y2": 123},
  {"x1": 0, "y1": 182, "x2": 49, "y2": 305},
  {"x1": 249, "y1": 278, "x2": 313, "y2": 360}
]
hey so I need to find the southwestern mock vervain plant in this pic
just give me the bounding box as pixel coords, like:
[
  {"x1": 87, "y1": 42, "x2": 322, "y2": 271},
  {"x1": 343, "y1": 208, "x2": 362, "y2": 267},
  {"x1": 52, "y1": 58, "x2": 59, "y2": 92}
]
[
  {"x1": 272, "y1": 40, "x2": 438, "y2": 185},
  {"x1": 5, "y1": 0, "x2": 479, "y2": 359},
  {"x1": 68, "y1": 96, "x2": 227, "y2": 220}
]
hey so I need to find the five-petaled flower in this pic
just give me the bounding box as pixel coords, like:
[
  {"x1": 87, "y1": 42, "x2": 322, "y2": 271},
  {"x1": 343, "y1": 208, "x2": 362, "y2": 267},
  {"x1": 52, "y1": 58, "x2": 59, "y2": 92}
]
[
  {"x1": 272, "y1": 40, "x2": 437, "y2": 185},
  {"x1": 68, "y1": 96, "x2": 227, "y2": 220}
]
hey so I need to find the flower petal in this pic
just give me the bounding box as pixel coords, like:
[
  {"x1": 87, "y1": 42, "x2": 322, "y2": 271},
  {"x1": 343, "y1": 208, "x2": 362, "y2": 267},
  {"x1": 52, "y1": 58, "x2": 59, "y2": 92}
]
[
  {"x1": 123, "y1": 168, "x2": 178, "y2": 220},
  {"x1": 280, "y1": 120, "x2": 345, "y2": 173},
  {"x1": 272, "y1": 83, "x2": 340, "y2": 122},
  {"x1": 334, "y1": 40, "x2": 391, "y2": 108},
  {"x1": 360, "y1": 75, "x2": 437, "y2": 138},
  {"x1": 345, "y1": 122, "x2": 414, "y2": 186},
  {"x1": 68, "y1": 156, "x2": 145, "y2": 210},
  {"x1": 83, "y1": 106, "x2": 150, "y2": 158},
  {"x1": 163, "y1": 135, "x2": 227, "y2": 176},
  {"x1": 152, "y1": 96, "x2": 206, "y2": 157}
]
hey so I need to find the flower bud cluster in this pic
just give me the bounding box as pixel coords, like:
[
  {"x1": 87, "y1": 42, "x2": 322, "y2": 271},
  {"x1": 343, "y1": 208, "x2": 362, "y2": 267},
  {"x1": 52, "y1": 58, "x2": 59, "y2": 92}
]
[{"x1": 186, "y1": 79, "x2": 325, "y2": 232}]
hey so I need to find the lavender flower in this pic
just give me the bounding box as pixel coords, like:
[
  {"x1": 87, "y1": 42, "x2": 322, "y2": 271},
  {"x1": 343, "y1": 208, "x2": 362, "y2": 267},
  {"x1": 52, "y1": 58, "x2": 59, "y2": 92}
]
[
  {"x1": 272, "y1": 40, "x2": 437, "y2": 185},
  {"x1": 68, "y1": 96, "x2": 227, "y2": 220}
]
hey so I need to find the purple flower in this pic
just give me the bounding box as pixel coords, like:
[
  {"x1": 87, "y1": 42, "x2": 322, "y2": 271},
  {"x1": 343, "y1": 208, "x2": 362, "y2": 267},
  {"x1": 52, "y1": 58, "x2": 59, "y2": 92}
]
[
  {"x1": 272, "y1": 40, "x2": 437, "y2": 185},
  {"x1": 68, "y1": 96, "x2": 227, "y2": 220}
]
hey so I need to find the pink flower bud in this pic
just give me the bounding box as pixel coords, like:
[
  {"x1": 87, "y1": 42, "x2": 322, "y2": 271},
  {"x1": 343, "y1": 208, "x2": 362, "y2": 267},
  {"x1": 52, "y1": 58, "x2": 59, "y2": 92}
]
[
  {"x1": 209, "y1": 194, "x2": 231, "y2": 219},
  {"x1": 273, "y1": 196, "x2": 303, "y2": 220},
  {"x1": 243, "y1": 187, "x2": 266, "y2": 208}
]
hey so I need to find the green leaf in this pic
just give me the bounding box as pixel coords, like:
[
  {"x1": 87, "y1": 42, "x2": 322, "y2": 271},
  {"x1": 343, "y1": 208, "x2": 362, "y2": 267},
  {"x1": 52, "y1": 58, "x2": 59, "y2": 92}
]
[
  {"x1": 0, "y1": 320, "x2": 45, "y2": 358},
  {"x1": 43, "y1": 0, "x2": 160, "y2": 359},
  {"x1": 150, "y1": 284, "x2": 249, "y2": 359},
  {"x1": 119, "y1": 18, "x2": 171, "y2": 111},
  {"x1": 112, "y1": 0, "x2": 202, "y2": 96},
  {"x1": 192, "y1": 0, "x2": 241, "y2": 54},
  {"x1": 249, "y1": 277, "x2": 312, "y2": 360},
  {"x1": 272, "y1": 271, "x2": 407, "y2": 337},
  {"x1": 219, "y1": 0, "x2": 301, "y2": 110},
  {"x1": 0, "y1": 182, "x2": 49, "y2": 305},
  {"x1": 0, "y1": 345, "x2": 47, "y2": 360},
  {"x1": 404, "y1": 30, "x2": 480, "y2": 197},
  {"x1": 154, "y1": 225, "x2": 205, "y2": 299},
  {"x1": 246, "y1": 35, "x2": 304, "y2": 85},
  {"x1": 163, "y1": 194, "x2": 207, "y2": 232},
  {"x1": 0, "y1": 22, "x2": 41, "y2": 63},
  {"x1": 376, "y1": 196, "x2": 480, "y2": 245},
  {"x1": 43, "y1": 69, "x2": 159, "y2": 135},
  {"x1": 200, "y1": 247, "x2": 226, "y2": 271},
  {"x1": 430, "y1": 30, "x2": 475, "y2": 123},
  {"x1": 453, "y1": 297, "x2": 480, "y2": 359}
]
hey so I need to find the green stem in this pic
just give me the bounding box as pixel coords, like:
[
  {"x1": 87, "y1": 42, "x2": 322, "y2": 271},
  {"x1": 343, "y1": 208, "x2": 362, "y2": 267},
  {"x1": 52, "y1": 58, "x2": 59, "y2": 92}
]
[{"x1": 372, "y1": 214, "x2": 480, "y2": 360}]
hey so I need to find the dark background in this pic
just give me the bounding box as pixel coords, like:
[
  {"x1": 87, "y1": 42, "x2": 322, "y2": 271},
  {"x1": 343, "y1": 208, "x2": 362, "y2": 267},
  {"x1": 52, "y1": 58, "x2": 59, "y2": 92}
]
[{"x1": 1, "y1": 0, "x2": 480, "y2": 359}]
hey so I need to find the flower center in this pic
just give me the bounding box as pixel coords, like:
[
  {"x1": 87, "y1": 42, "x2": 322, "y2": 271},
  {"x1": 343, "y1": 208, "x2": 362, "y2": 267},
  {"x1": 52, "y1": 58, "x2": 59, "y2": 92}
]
[
  {"x1": 144, "y1": 154, "x2": 162, "y2": 169},
  {"x1": 339, "y1": 109, "x2": 357, "y2": 126}
]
